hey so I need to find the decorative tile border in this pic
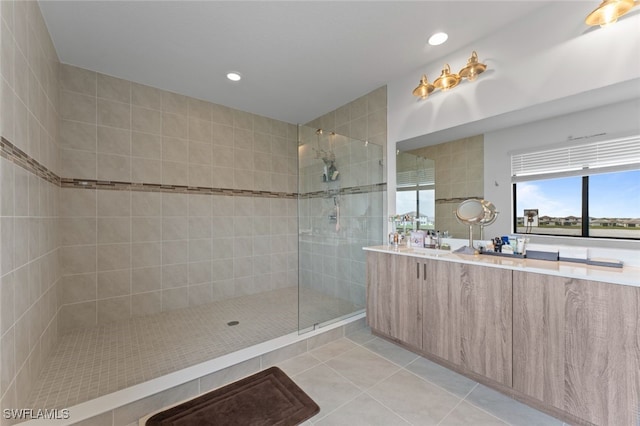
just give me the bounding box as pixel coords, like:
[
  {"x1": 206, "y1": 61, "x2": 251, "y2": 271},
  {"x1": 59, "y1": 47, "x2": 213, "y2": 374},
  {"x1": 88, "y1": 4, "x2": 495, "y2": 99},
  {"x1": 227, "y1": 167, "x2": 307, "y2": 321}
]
[
  {"x1": 2, "y1": 136, "x2": 386, "y2": 200},
  {"x1": 435, "y1": 196, "x2": 483, "y2": 204},
  {"x1": 299, "y1": 182, "x2": 387, "y2": 199},
  {"x1": 60, "y1": 178, "x2": 298, "y2": 199},
  {"x1": 0, "y1": 136, "x2": 61, "y2": 186}
]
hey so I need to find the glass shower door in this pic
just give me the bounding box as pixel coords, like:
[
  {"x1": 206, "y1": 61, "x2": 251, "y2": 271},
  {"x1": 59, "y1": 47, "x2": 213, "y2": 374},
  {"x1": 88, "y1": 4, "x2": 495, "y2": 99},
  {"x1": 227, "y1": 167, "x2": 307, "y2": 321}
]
[{"x1": 297, "y1": 125, "x2": 384, "y2": 332}]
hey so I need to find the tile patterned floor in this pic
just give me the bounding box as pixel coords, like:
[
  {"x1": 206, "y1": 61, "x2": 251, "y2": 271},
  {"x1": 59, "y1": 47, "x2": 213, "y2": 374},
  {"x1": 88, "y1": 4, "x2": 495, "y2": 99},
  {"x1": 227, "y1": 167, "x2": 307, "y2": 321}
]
[
  {"x1": 27, "y1": 287, "x2": 360, "y2": 410},
  {"x1": 280, "y1": 328, "x2": 566, "y2": 426}
]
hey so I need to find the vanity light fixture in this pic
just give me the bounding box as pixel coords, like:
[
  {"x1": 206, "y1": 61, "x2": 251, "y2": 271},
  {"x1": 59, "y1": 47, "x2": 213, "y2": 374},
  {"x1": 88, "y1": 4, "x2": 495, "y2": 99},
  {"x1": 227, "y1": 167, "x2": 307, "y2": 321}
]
[
  {"x1": 412, "y1": 74, "x2": 435, "y2": 99},
  {"x1": 412, "y1": 51, "x2": 487, "y2": 99},
  {"x1": 459, "y1": 51, "x2": 487, "y2": 82},
  {"x1": 433, "y1": 64, "x2": 461, "y2": 91},
  {"x1": 585, "y1": 0, "x2": 636, "y2": 27}
]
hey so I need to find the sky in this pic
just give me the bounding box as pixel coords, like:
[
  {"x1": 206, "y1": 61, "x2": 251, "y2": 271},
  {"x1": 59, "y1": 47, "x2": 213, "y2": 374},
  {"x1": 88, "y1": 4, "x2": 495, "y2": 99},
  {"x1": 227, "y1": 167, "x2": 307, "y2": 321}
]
[{"x1": 516, "y1": 170, "x2": 640, "y2": 218}]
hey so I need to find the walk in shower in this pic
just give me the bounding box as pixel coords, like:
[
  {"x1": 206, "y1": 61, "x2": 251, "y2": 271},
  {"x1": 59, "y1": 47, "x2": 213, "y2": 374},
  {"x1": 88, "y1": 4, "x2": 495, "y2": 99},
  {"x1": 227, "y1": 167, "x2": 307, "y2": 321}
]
[{"x1": 297, "y1": 126, "x2": 385, "y2": 331}]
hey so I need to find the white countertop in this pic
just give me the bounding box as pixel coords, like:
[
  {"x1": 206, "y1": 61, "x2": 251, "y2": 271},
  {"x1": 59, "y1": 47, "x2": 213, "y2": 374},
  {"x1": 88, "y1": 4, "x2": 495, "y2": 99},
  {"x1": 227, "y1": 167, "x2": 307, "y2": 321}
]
[{"x1": 364, "y1": 245, "x2": 640, "y2": 288}]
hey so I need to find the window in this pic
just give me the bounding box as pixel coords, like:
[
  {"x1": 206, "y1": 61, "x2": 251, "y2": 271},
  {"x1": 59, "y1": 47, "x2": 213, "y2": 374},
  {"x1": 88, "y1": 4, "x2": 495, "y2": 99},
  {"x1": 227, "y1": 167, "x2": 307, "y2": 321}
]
[{"x1": 511, "y1": 134, "x2": 640, "y2": 240}]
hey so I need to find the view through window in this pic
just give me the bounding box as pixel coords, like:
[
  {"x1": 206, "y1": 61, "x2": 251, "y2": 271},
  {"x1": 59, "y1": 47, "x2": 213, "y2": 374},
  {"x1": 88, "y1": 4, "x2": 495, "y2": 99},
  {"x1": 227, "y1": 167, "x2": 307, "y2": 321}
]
[{"x1": 514, "y1": 170, "x2": 640, "y2": 239}]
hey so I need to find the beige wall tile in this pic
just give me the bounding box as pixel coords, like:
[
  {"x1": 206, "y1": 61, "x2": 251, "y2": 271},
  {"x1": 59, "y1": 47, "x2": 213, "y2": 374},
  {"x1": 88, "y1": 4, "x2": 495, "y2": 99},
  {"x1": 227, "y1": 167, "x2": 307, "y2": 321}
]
[
  {"x1": 59, "y1": 301, "x2": 97, "y2": 332},
  {"x1": 162, "y1": 263, "x2": 187, "y2": 289},
  {"x1": 162, "y1": 240, "x2": 188, "y2": 265},
  {"x1": 59, "y1": 245, "x2": 97, "y2": 275},
  {"x1": 98, "y1": 217, "x2": 130, "y2": 244},
  {"x1": 131, "y1": 83, "x2": 162, "y2": 110},
  {"x1": 58, "y1": 273, "x2": 96, "y2": 305},
  {"x1": 97, "y1": 73, "x2": 130, "y2": 103},
  {"x1": 132, "y1": 106, "x2": 162, "y2": 135},
  {"x1": 131, "y1": 242, "x2": 161, "y2": 269},
  {"x1": 60, "y1": 148, "x2": 96, "y2": 179},
  {"x1": 60, "y1": 188, "x2": 96, "y2": 217},
  {"x1": 162, "y1": 112, "x2": 188, "y2": 139},
  {"x1": 60, "y1": 90, "x2": 96, "y2": 124},
  {"x1": 97, "y1": 295, "x2": 130, "y2": 325},
  {"x1": 59, "y1": 64, "x2": 96, "y2": 96},
  {"x1": 131, "y1": 157, "x2": 162, "y2": 183},
  {"x1": 253, "y1": 132, "x2": 272, "y2": 154},
  {"x1": 161, "y1": 287, "x2": 188, "y2": 311},
  {"x1": 188, "y1": 98, "x2": 211, "y2": 121},
  {"x1": 132, "y1": 266, "x2": 161, "y2": 294},
  {"x1": 162, "y1": 161, "x2": 188, "y2": 186},
  {"x1": 188, "y1": 164, "x2": 212, "y2": 187},
  {"x1": 131, "y1": 291, "x2": 162, "y2": 317},
  {"x1": 131, "y1": 192, "x2": 161, "y2": 217},
  {"x1": 97, "y1": 125, "x2": 130, "y2": 155},
  {"x1": 212, "y1": 167, "x2": 235, "y2": 188},
  {"x1": 131, "y1": 131, "x2": 162, "y2": 160},
  {"x1": 162, "y1": 137, "x2": 188, "y2": 163},
  {"x1": 97, "y1": 98, "x2": 130, "y2": 129},
  {"x1": 188, "y1": 283, "x2": 212, "y2": 306},
  {"x1": 212, "y1": 123, "x2": 234, "y2": 146},
  {"x1": 131, "y1": 217, "x2": 161, "y2": 242},
  {"x1": 188, "y1": 195, "x2": 212, "y2": 217},
  {"x1": 188, "y1": 117, "x2": 212, "y2": 143},
  {"x1": 59, "y1": 217, "x2": 96, "y2": 245},
  {"x1": 97, "y1": 190, "x2": 131, "y2": 216},
  {"x1": 97, "y1": 269, "x2": 130, "y2": 299},
  {"x1": 97, "y1": 243, "x2": 131, "y2": 272},
  {"x1": 211, "y1": 103, "x2": 233, "y2": 126},
  {"x1": 188, "y1": 260, "x2": 212, "y2": 284},
  {"x1": 162, "y1": 91, "x2": 188, "y2": 116},
  {"x1": 59, "y1": 120, "x2": 96, "y2": 151},
  {"x1": 212, "y1": 145, "x2": 234, "y2": 168},
  {"x1": 97, "y1": 153, "x2": 131, "y2": 181}
]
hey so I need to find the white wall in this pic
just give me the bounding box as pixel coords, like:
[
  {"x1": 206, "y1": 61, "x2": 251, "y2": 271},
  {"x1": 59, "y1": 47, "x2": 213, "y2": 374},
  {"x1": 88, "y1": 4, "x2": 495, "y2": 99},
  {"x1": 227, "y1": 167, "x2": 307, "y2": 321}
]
[{"x1": 484, "y1": 98, "x2": 640, "y2": 249}]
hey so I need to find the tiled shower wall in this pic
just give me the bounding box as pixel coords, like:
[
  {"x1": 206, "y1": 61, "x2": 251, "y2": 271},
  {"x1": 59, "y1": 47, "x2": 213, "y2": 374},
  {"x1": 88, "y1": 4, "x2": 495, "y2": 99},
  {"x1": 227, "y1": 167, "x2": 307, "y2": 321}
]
[
  {"x1": 298, "y1": 88, "x2": 387, "y2": 311},
  {"x1": 56, "y1": 64, "x2": 299, "y2": 332},
  {"x1": 410, "y1": 134, "x2": 484, "y2": 239},
  {"x1": 0, "y1": 0, "x2": 61, "y2": 418}
]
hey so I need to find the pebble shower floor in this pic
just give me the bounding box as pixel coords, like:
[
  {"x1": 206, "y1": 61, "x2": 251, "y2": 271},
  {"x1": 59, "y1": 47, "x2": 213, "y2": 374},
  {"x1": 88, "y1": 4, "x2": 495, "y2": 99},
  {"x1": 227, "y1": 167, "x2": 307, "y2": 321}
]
[{"x1": 27, "y1": 287, "x2": 359, "y2": 409}]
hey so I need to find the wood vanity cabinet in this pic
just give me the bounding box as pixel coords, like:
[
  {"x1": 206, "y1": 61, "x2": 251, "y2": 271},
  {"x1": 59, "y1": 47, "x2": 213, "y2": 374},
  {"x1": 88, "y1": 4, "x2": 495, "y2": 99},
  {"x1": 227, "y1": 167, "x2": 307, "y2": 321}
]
[
  {"x1": 423, "y1": 261, "x2": 512, "y2": 387},
  {"x1": 366, "y1": 252, "x2": 422, "y2": 349},
  {"x1": 513, "y1": 271, "x2": 640, "y2": 426},
  {"x1": 367, "y1": 249, "x2": 640, "y2": 425}
]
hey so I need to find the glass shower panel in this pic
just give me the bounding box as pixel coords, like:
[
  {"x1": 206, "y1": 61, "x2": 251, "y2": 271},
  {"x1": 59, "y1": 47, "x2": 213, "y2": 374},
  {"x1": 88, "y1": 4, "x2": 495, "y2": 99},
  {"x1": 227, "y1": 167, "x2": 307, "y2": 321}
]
[{"x1": 297, "y1": 125, "x2": 384, "y2": 333}]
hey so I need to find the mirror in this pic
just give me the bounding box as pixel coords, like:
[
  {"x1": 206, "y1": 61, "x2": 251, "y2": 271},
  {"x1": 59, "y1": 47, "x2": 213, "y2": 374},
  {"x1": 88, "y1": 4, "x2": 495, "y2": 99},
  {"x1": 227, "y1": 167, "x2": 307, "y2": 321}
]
[
  {"x1": 396, "y1": 134, "x2": 484, "y2": 238},
  {"x1": 395, "y1": 152, "x2": 435, "y2": 231}
]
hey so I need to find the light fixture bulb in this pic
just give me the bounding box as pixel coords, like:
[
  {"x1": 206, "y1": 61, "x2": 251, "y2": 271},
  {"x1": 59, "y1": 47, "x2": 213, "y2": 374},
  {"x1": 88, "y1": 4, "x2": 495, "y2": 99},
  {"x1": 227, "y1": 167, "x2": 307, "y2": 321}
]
[
  {"x1": 226, "y1": 72, "x2": 242, "y2": 81},
  {"x1": 433, "y1": 64, "x2": 460, "y2": 91},
  {"x1": 585, "y1": 0, "x2": 635, "y2": 27},
  {"x1": 428, "y1": 32, "x2": 448, "y2": 46}
]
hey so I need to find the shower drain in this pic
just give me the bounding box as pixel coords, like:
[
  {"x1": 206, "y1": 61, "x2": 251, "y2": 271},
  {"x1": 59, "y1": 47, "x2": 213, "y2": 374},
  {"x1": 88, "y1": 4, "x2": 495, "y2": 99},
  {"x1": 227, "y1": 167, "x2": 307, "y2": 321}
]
[{"x1": 227, "y1": 321, "x2": 239, "y2": 326}]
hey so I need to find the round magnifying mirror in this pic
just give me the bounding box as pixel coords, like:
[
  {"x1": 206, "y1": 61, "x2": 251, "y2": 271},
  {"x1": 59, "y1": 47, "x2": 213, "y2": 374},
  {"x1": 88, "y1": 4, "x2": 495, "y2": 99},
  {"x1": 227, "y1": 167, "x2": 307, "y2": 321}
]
[{"x1": 455, "y1": 199, "x2": 486, "y2": 224}]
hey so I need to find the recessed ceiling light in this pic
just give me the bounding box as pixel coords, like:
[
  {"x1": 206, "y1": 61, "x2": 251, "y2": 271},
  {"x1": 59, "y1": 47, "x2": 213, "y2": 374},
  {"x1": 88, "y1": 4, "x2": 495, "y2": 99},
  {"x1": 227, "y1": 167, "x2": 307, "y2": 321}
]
[
  {"x1": 226, "y1": 72, "x2": 242, "y2": 81},
  {"x1": 428, "y1": 32, "x2": 448, "y2": 46}
]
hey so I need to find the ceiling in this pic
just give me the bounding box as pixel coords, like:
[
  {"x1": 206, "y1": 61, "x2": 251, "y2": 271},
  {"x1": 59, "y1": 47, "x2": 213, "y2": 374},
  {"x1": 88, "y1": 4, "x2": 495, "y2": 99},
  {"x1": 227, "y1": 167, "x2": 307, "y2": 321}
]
[{"x1": 39, "y1": 1, "x2": 555, "y2": 124}]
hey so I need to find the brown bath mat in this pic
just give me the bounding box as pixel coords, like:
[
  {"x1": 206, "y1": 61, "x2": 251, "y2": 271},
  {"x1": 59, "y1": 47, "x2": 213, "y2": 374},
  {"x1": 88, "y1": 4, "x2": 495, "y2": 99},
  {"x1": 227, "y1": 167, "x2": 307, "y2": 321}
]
[{"x1": 145, "y1": 367, "x2": 319, "y2": 425}]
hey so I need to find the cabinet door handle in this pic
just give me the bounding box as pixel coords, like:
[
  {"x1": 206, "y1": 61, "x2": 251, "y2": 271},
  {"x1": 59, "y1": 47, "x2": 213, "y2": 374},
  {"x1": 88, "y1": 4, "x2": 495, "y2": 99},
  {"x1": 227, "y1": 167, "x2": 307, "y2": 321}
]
[
  {"x1": 423, "y1": 263, "x2": 427, "y2": 280},
  {"x1": 416, "y1": 262, "x2": 420, "y2": 279}
]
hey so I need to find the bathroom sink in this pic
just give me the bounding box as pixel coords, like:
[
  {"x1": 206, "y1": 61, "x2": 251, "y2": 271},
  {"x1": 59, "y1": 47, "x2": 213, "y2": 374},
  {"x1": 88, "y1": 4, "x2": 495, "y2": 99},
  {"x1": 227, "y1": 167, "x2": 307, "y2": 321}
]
[{"x1": 406, "y1": 247, "x2": 452, "y2": 257}]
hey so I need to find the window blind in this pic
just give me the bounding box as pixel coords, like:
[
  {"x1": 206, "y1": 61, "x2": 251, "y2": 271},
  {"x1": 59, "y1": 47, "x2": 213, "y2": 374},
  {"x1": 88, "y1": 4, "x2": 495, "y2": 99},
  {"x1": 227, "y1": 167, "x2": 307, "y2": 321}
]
[
  {"x1": 396, "y1": 167, "x2": 435, "y2": 189},
  {"x1": 511, "y1": 134, "x2": 640, "y2": 182}
]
